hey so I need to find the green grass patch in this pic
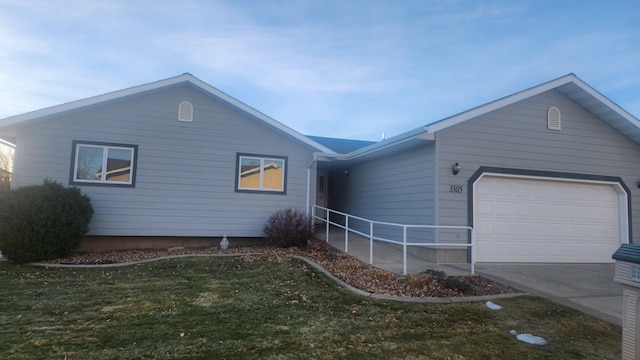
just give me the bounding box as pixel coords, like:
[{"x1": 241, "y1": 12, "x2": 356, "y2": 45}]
[{"x1": 0, "y1": 256, "x2": 620, "y2": 359}]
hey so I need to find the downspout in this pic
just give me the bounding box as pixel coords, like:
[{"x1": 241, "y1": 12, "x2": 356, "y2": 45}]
[{"x1": 305, "y1": 154, "x2": 318, "y2": 215}]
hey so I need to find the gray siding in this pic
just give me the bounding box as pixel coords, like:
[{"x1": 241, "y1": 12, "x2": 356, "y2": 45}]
[
  {"x1": 436, "y1": 89, "x2": 640, "y2": 242},
  {"x1": 12, "y1": 85, "x2": 315, "y2": 237},
  {"x1": 332, "y1": 144, "x2": 437, "y2": 242}
]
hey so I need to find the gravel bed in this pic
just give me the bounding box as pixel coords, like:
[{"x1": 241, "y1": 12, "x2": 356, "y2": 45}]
[{"x1": 42, "y1": 241, "x2": 520, "y2": 298}]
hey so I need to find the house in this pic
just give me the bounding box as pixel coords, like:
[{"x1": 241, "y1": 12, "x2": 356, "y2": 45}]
[
  {"x1": 0, "y1": 73, "x2": 335, "y2": 250},
  {"x1": 317, "y1": 74, "x2": 640, "y2": 264},
  {"x1": 0, "y1": 138, "x2": 15, "y2": 185},
  {"x1": 0, "y1": 73, "x2": 638, "y2": 264}
]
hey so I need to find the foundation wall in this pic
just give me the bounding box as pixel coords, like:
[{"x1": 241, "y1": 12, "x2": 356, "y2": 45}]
[{"x1": 78, "y1": 236, "x2": 266, "y2": 252}]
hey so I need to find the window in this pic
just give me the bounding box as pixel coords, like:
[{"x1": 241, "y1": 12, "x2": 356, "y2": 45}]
[
  {"x1": 236, "y1": 153, "x2": 287, "y2": 193},
  {"x1": 71, "y1": 141, "x2": 138, "y2": 187}
]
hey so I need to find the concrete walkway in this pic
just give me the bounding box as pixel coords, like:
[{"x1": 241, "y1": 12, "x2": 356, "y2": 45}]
[
  {"x1": 320, "y1": 227, "x2": 623, "y2": 325},
  {"x1": 323, "y1": 227, "x2": 472, "y2": 276}
]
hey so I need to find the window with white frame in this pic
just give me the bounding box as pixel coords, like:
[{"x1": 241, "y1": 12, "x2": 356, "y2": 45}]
[
  {"x1": 236, "y1": 153, "x2": 287, "y2": 193},
  {"x1": 71, "y1": 141, "x2": 137, "y2": 187}
]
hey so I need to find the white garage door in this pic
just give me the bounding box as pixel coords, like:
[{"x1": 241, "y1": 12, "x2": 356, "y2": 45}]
[{"x1": 475, "y1": 176, "x2": 622, "y2": 263}]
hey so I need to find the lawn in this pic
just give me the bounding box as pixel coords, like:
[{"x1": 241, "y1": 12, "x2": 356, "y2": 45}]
[{"x1": 0, "y1": 256, "x2": 621, "y2": 359}]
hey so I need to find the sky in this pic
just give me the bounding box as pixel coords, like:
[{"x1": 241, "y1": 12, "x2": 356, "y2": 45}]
[{"x1": 0, "y1": 0, "x2": 639, "y2": 141}]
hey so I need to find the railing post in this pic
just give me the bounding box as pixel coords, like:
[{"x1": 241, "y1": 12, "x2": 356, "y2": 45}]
[
  {"x1": 403, "y1": 226, "x2": 408, "y2": 276},
  {"x1": 314, "y1": 207, "x2": 477, "y2": 276},
  {"x1": 470, "y1": 227, "x2": 476, "y2": 275},
  {"x1": 325, "y1": 209, "x2": 330, "y2": 243},
  {"x1": 369, "y1": 222, "x2": 374, "y2": 264},
  {"x1": 345, "y1": 216, "x2": 349, "y2": 253}
]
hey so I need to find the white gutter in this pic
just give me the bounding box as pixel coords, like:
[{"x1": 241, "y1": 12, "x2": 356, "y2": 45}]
[
  {"x1": 0, "y1": 138, "x2": 15, "y2": 148},
  {"x1": 305, "y1": 154, "x2": 318, "y2": 215},
  {"x1": 310, "y1": 126, "x2": 431, "y2": 162}
]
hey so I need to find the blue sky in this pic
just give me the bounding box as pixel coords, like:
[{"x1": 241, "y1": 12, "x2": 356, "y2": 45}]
[{"x1": 1, "y1": 1, "x2": 639, "y2": 141}]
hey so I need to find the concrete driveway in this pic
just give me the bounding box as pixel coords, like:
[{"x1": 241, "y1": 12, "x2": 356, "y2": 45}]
[{"x1": 472, "y1": 263, "x2": 622, "y2": 325}]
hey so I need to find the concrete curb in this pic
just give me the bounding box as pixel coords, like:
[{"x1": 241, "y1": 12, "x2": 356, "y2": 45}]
[
  {"x1": 30, "y1": 253, "x2": 263, "y2": 268},
  {"x1": 30, "y1": 253, "x2": 527, "y2": 303},
  {"x1": 292, "y1": 255, "x2": 527, "y2": 303}
]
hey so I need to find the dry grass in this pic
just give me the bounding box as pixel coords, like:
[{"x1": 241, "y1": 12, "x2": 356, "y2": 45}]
[{"x1": 0, "y1": 255, "x2": 621, "y2": 359}]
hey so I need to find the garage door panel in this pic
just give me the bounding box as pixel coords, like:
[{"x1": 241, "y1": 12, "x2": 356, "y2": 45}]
[
  {"x1": 476, "y1": 176, "x2": 621, "y2": 263},
  {"x1": 492, "y1": 221, "x2": 532, "y2": 235}
]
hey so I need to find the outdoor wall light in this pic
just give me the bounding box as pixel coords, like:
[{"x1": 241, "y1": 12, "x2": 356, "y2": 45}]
[
  {"x1": 344, "y1": 169, "x2": 350, "y2": 176},
  {"x1": 637, "y1": 180, "x2": 640, "y2": 189},
  {"x1": 452, "y1": 162, "x2": 461, "y2": 175}
]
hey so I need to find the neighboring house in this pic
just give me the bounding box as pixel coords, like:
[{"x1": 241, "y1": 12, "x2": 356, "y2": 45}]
[
  {"x1": 319, "y1": 74, "x2": 640, "y2": 264},
  {"x1": 239, "y1": 160, "x2": 285, "y2": 190},
  {"x1": 0, "y1": 73, "x2": 334, "y2": 250},
  {"x1": 1, "y1": 73, "x2": 639, "y2": 265},
  {"x1": 0, "y1": 138, "x2": 15, "y2": 184}
]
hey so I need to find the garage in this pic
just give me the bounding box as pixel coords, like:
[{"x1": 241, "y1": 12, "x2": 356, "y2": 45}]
[{"x1": 474, "y1": 175, "x2": 626, "y2": 263}]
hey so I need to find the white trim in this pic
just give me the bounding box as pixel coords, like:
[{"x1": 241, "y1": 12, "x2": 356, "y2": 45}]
[
  {"x1": 0, "y1": 73, "x2": 335, "y2": 154},
  {"x1": 427, "y1": 75, "x2": 578, "y2": 133},
  {"x1": 0, "y1": 138, "x2": 15, "y2": 148},
  {"x1": 326, "y1": 74, "x2": 640, "y2": 159},
  {"x1": 571, "y1": 74, "x2": 640, "y2": 129},
  {"x1": 305, "y1": 155, "x2": 317, "y2": 214}
]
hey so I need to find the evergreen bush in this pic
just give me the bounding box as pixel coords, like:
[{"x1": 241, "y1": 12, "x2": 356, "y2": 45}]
[
  {"x1": 263, "y1": 208, "x2": 315, "y2": 248},
  {"x1": 0, "y1": 179, "x2": 93, "y2": 263}
]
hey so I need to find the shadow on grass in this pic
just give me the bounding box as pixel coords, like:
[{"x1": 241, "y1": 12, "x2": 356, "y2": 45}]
[{"x1": 0, "y1": 256, "x2": 621, "y2": 359}]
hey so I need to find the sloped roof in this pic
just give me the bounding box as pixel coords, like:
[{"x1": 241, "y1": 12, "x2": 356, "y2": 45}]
[
  {"x1": 0, "y1": 138, "x2": 15, "y2": 148},
  {"x1": 306, "y1": 135, "x2": 376, "y2": 153},
  {"x1": 0, "y1": 73, "x2": 335, "y2": 154},
  {"x1": 612, "y1": 244, "x2": 640, "y2": 264},
  {"x1": 339, "y1": 73, "x2": 640, "y2": 160}
]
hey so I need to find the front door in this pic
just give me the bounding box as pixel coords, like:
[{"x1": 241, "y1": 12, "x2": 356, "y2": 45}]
[{"x1": 315, "y1": 170, "x2": 328, "y2": 221}]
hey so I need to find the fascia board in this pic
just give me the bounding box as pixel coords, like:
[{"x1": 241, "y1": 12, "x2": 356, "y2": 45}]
[
  {"x1": 426, "y1": 74, "x2": 640, "y2": 133},
  {"x1": 427, "y1": 74, "x2": 577, "y2": 133},
  {"x1": 0, "y1": 74, "x2": 335, "y2": 154},
  {"x1": 329, "y1": 125, "x2": 430, "y2": 160},
  {"x1": 569, "y1": 75, "x2": 640, "y2": 128},
  {"x1": 186, "y1": 76, "x2": 336, "y2": 154},
  {"x1": 0, "y1": 138, "x2": 15, "y2": 147},
  {"x1": 0, "y1": 74, "x2": 192, "y2": 128}
]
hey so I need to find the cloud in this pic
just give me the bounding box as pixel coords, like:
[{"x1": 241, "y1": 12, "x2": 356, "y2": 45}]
[
  {"x1": 161, "y1": 26, "x2": 409, "y2": 95},
  {"x1": 0, "y1": 0, "x2": 638, "y2": 139}
]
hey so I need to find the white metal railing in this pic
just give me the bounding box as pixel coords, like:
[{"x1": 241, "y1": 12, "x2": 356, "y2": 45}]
[{"x1": 312, "y1": 205, "x2": 475, "y2": 275}]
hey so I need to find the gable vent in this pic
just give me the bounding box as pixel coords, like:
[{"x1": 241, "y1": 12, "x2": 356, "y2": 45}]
[
  {"x1": 178, "y1": 101, "x2": 193, "y2": 122},
  {"x1": 547, "y1": 106, "x2": 561, "y2": 130}
]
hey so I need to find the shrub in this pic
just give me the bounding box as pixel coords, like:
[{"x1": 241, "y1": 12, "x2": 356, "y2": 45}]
[
  {"x1": 422, "y1": 269, "x2": 446, "y2": 279},
  {"x1": 263, "y1": 208, "x2": 315, "y2": 248},
  {"x1": 439, "y1": 278, "x2": 474, "y2": 293},
  {"x1": 421, "y1": 269, "x2": 474, "y2": 293},
  {"x1": 0, "y1": 179, "x2": 94, "y2": 263}
]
